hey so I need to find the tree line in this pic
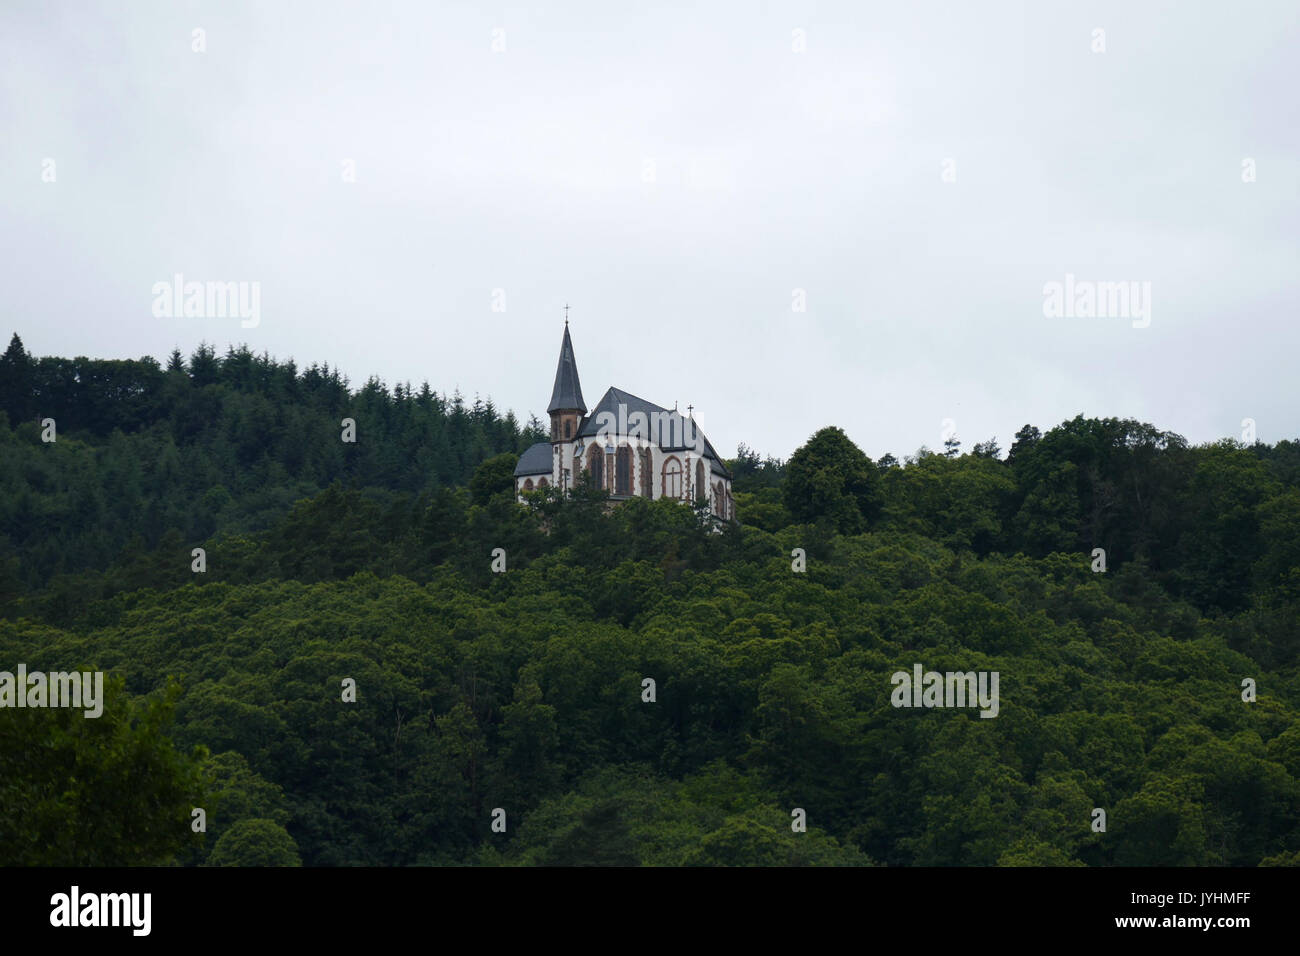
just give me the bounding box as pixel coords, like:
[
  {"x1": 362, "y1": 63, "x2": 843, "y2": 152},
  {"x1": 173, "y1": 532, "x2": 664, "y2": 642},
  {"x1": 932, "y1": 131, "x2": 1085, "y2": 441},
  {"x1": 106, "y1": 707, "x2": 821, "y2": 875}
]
[{"x1": 1, "y1": 334, "x2": 1297, "y2": 866}]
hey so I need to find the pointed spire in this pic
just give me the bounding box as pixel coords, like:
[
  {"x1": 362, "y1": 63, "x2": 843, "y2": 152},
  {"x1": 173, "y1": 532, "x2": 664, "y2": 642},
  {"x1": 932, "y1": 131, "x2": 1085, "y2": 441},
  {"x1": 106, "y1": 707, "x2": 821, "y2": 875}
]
[{"x1": 547, "y1": 321, "x2": 586, "y2": 414}]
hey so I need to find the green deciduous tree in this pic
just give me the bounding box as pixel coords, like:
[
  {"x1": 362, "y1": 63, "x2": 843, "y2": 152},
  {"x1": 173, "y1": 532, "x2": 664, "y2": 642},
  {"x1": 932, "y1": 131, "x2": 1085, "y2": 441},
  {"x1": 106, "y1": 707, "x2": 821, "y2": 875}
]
[
  {"x1": 0, "y1": 678, "x2": 207, "y2": 866},
  {"x1": 208, "y1": 818, "x2": 301, "y2": 866},
  {"x1": 783, "y1": 426, "x2": 883, "y2": 534}
]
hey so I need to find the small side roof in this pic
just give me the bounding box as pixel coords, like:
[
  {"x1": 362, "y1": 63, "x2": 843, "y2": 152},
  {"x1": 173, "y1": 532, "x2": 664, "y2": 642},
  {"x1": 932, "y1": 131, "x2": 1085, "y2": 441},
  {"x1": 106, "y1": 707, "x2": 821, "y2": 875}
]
[{"x1": 514, "y1": 441, "x2": 553, "y2": 477}]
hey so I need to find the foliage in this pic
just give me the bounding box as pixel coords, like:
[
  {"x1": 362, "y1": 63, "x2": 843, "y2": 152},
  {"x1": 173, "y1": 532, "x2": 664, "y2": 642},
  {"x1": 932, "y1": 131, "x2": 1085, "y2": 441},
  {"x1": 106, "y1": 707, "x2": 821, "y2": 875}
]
[
  {"x1": 783, "y1": 426, "x2": 883, "y2": 533},
  {"x1": 208, "y1": 819, "x2": 302, "y2": 867},
  {"x1": 0, "y1": 677, "x2": 207, "y2": 865},
  {"x1": 2, "y1": 339, "x2": 1299, "y2": 866}
]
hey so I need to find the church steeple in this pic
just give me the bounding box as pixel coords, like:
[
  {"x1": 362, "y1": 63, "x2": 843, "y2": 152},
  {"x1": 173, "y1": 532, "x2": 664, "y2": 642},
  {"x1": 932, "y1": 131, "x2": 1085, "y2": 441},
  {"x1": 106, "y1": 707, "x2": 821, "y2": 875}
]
[
  {"x1": 547, "y1": 320, "x2": 586, "y2": 415},
  {"x1": 547, "y1": 318, "x2": 585, "y2": 445}
]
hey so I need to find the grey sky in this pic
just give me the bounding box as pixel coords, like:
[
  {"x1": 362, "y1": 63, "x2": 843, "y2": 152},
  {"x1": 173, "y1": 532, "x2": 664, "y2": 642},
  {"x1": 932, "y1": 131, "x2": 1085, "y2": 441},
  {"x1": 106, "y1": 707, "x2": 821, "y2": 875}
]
[{"x1": 2, "y1": 0, "x2": 1297, "y2": 462}]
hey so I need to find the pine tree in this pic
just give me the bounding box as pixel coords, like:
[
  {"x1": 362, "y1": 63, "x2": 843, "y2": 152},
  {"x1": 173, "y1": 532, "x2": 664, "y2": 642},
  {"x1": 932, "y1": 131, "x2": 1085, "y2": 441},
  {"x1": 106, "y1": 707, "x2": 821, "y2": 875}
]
[{"x1": 0, "y1": 333, "x2": 34, "y2": 420}]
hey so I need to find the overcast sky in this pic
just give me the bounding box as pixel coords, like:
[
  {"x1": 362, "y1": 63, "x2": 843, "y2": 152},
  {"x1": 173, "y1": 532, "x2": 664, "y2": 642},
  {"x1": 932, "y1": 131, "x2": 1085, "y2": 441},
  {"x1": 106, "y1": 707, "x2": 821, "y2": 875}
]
[{"x1": 2, "y1": 1, "x2": 1296, "y2": 462}]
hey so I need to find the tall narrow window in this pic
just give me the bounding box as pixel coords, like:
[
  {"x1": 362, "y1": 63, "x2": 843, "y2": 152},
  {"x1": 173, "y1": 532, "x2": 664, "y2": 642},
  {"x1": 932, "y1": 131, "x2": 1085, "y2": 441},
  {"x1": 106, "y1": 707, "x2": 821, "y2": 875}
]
[
  {"x1": 616, "y1": 446, "x2": 632, "y2": 495},
  {"x1": 696, "y1": 460, "x2": 706, "y2": 502},
  {"x1": 662, "y1": 456, "x2": 682, "y2": 499},
  {"x1": 587, "y1": 445, "x2": 604, "y2": 489},
  {"x1": 641, "y1": 448, "x2": 653, "y2": 496}
]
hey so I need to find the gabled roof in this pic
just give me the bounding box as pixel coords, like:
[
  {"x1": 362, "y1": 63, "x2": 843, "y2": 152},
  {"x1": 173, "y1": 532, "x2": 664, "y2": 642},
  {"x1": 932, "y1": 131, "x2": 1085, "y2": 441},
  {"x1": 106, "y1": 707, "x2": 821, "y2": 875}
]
[
  {"x1": 547, "y1": 325, "x2": 586, "y2": 414},
  {"x1": 514, "y1": 441, "x2": 553, "y2": 477},
  {"x1": 575, "y1": 386, "x2": 732, "y2": 479}
]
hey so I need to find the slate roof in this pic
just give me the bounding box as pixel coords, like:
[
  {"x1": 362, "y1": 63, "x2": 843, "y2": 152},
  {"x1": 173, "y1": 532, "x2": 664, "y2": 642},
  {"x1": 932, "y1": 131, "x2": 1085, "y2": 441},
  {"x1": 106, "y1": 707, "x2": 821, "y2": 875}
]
[
  {"x1": 575, "y1": 386, "x2": 732, "y2": 479},
  {"x1": 547, "y1": 325, "x2": 586, "y2": 414},
  {"x1": 514, "y1": 441, "x2": 553, "y2": 477}
]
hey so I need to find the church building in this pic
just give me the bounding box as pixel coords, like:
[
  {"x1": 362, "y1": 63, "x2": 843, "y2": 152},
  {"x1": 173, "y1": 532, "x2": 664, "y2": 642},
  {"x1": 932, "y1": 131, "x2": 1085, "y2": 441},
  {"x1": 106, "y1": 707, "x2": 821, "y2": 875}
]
[{"x1": 515, "y1": 322, "x2": 734, "y2": 520}]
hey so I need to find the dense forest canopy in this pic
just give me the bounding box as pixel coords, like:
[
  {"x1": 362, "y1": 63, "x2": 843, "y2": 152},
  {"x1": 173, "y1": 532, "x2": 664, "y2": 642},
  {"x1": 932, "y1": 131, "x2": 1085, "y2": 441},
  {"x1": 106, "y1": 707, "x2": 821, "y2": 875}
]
[{"x1": 1, "y1": 333, "x2": 1298, "y2": 867}]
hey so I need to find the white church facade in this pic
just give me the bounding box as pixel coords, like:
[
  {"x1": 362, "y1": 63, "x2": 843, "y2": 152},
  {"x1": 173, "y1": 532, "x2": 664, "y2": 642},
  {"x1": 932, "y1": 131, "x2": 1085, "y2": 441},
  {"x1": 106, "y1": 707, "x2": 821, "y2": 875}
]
[{"x1": 514, "y1": 323, "x2": 734, "y2": 520}]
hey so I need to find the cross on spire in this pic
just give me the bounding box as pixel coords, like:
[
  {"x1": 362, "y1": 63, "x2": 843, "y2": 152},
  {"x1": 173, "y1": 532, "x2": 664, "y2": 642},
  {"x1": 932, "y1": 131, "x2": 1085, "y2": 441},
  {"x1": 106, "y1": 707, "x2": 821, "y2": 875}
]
[{"x1": 687, "y1": 404, "x2": 694, "y2": 418}]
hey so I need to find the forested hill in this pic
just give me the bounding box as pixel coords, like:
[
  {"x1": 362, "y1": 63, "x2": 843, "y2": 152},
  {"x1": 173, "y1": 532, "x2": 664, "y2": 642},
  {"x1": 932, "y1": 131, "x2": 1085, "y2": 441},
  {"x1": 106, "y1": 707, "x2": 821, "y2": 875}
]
[
  {"x1": 0, "y1": 335, "x2": 546, "y2": 591},
  {"x1": 2, "y1": 334, "x2": 1299, "y2": 867}
]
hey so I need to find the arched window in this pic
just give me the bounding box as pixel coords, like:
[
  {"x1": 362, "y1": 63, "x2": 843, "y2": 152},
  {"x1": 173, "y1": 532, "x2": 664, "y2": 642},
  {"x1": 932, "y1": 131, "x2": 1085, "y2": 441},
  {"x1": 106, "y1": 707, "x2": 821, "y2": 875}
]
[
  {"x1": 537, "y1": 477, "x2": 548, "y2": 488},
  {"x1": 564, "y1": 420, "x2": 572, "y2": 439},
  {"x1": 587, "y1": 445, "x2": 604, "y2": 490},
  {"x1": 714, "y1": 481, "x2": 724, "y2": 516},
  {"x1": 662, "y1": 456, "x2": 682, "y2": 499},
  {"x1": 523, "y1": 478, "x2": 534, "y2": 492},
  {"x1": 640, "y1": 448, "x2": 653, "y2": 496},
  {"x1": 696, "y1": 460, "x2": 706, "y2": 502},
  {"x1": 615, "y1": 446, "x2": 633, "y2": 495}
]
